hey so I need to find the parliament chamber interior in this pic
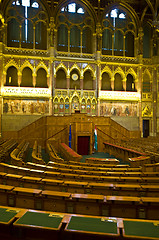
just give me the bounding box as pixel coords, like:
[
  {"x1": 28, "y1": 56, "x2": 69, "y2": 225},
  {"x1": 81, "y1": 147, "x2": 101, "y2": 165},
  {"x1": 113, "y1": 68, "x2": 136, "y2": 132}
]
[{"x1": 0, "y1": 0, "x2": 159, "y2": 239}]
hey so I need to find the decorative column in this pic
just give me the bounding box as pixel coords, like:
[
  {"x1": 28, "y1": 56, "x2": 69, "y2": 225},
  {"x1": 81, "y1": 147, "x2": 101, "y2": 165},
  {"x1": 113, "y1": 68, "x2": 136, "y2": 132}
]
[
  {"x1": 18, "y1": 72, "x2": 22, "y2": 87},
  {"x1": 47, "y1": 74, "x2": 50, "y2": 88},
  {"x1": 138, "y1": 65, "x2": 143, "y2": 136},
  {"x1": 67, "y1": 75, "x2": 70, "y2": 89},
  {"x1": 111, "y1": 77, "x2": 114, "y2": 91},
  {"x1": 19, "y1": 25, "x2": 22, "y2": 48},
  {"x1": 33, "y1": 26, "x2": 35, "y2": 49},
  {"x1": 123, "y1": 77, "x2": 126, "y2": 91},
  {"x1": 152, "y1": 66, "x2": 157, "y2": 136},
  {"x1": 2, "y1": 71, "x2": 6, "y2": 87},
  {"x1": 97, "y1": 62, "x2": 101, "y2": 116},
  {"x1": 50, "y1": 60, "x2": 54, "y2": 115},
  {"x1": 32, "y1": 73, "x2": 36, "y2": 87},
  {"x1": 68, "y1": 30, "x2": 70, "y2": 53},
  {"x1": 80, "y1": 76, "x2": 83, "y2": 90},
  {"x1": 80, "y1": 32, "x2": 82, "y2": 54}
]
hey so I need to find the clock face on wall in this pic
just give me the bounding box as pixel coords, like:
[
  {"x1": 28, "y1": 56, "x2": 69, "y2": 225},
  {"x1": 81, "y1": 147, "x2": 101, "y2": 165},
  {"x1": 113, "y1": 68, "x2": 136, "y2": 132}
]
[{"x1": 72, "y1": 73, "x2": 78, "y2": 81}]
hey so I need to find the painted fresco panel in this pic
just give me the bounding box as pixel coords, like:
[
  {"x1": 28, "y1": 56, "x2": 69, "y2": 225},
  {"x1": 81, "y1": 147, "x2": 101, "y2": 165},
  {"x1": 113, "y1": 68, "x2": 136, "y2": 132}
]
[
  {"x1": 100, "y1": 102, "x2": 138, "y2": 117},
  {"x1": 3, "y1": 99, "x2": 49, "y2": 115}
]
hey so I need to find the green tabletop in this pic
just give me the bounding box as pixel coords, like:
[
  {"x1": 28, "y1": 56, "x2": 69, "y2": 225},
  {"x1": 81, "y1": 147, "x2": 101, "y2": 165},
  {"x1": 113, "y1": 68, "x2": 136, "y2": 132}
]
[
  {"x1": 123, "y1": 220, "x2": 159, "y2": 239},
  {"x1": 0, "y1": 207, "x2": 19, "y2": 224},
  {"x1": 15, "y1": 211, "x2": 63, "y2": 230},
  {"x1": 66, "y1": 216, "x2": 118, "y2": 235}
]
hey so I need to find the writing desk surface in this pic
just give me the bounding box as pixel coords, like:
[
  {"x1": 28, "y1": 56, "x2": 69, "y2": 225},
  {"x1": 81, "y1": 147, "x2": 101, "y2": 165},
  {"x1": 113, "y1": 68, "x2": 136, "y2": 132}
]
[
  {"x1": 5, "y1": 174, "x2": 23, "y2": 179},
  {"x1": 65, "y1": 215, "x2": 119, "y2": 236},
  {"x1": 0, "y1": 184, "x2": 14, "y2": 191},
  {"x1": 13, "y1": 187, "x2": 42, "y2": 194},
  {"x1": 71, "y1": 193, "x2": 104, "y2": 200},
  {"x1": 0, "y1": 207, "x2": 20, "y2": 224},
  {"x1": 14, "y1": 210, "x2": 64, "y2": 230},
  {"x1": 123, "y1": 219, "x2": 159, "y2": 239}
]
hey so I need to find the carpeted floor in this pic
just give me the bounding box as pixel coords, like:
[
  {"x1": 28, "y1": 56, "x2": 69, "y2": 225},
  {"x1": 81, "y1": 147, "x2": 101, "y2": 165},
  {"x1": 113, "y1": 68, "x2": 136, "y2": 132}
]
[{"x1": 24, "y1": 148, "x2": 127, "y2": 165}]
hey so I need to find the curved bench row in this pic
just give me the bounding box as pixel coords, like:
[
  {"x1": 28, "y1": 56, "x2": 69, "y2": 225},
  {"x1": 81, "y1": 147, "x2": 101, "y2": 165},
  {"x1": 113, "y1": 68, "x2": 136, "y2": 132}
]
[
  {"x1": 0, "y1": 167, "x2": 159, "y2": 198},
  {"x1": 0, "y1": 162, "x2": 159, "y2": 185},
  {"x1": 10, "y1": 140, "x2": 29, "y2": 166},
  {"x1": 103, "y1": 142, "x2": 152, "y2": 167},
  {"x1": 0, "y1": 139, "x2": 17, "y2": 162},
  {"x1": 46, "y1": 143, "x2": 64, "y2": 163},
  {"x1": 32, "y1": 141, "x2": 45, "y2": 165},
  {"x1": 59, "y1": 143, "x2": 82, "y2": 162},
  {"x1": 0, "y1": 184, "x2": 159, "y2": 220}
]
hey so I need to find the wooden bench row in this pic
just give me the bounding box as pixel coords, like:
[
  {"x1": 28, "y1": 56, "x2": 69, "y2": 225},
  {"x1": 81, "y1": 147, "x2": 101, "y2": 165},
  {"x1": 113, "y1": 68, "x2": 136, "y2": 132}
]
[
  {"x1": 0, "y1": 184, "x2": 159, "y2": 220},
  {"x1": 32, "y1": 141, "x2": 45, "y2": 165},
  {"x1": 85, "y1": 157, "x2": 119, "y2": 165},
  {"x1": 59, "y1": 143, "x2": 82, "y2": 162},
  {"x1": 0, "y1": 172, "x2": 159, "y2": 197},
  {"x1": 46, "y1": 143, "x2": 64, "y2": 163},
  {"x1": 10, "y1": 140, "x2": 29, "y2": 166},
  {"x1": 0, "y1": 162, "x2": 159, "y2": 184},
  {"x1": 103, "y1": 142, "x2": 152, "y2": 167},
  {"x1": 0, "y1": 139, "x2": 18, "y2": 162}
]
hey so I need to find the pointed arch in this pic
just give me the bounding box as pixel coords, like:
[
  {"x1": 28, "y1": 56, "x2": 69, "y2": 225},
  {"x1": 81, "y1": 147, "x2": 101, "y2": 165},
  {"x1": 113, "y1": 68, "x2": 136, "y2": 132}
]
[
  {"x1": 21, "y1": 67, "x2": 33, "y2": 87},
  {"x1": 36, "y1": 68, "x2": 48, "y2": 88},
  {"x1": 56, "y1": 68, "x2": 67, "y2": 89},
  {"x1": 6, "y1": 66, "x2": 18, "y2": 86}
]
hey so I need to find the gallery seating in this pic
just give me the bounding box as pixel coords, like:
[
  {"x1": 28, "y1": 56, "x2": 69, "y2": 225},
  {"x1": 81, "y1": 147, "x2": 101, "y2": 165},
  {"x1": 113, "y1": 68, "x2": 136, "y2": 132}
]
[{"x1": 32, "y1": 140, "x2": 45, "y2": 165}]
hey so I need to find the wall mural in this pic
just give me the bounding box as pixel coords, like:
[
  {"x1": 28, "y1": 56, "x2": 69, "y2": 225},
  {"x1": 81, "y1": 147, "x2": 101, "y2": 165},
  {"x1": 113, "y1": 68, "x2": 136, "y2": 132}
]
[
  {"x1": 100, "y1": 102, "x2": 138, "y2": 117},
  {"x1": 3, "y1": 99, "x2": 49, "y2": 115}
]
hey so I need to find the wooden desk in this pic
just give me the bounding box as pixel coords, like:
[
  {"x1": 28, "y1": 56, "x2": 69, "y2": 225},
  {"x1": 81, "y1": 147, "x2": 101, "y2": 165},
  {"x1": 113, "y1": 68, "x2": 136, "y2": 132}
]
[
  {"x1": 26, "y1": 162, "x2": 47, "y2": 171},
  {"x1": 120, "y1": 176, "x2": 142, "y2": 183},
  {"x1": 71, "y1": 193, "x2": 104, "y2": 216},
  {"x1": 12, "y1": 187, "x2": 42, "y2": 209},
  {"x1": 0, "y1": 172, "x2": 7, "y2": 184},
  {"x1": 124, "y1": 172, "x2": 142, "y2": 177},
  {"x1": 14, "y1": 210, "x2": 64, "y2": 240},
  {"x1": 0, "y1": 184, "x2": 14, "y2": 206},
  {"x1": 99, "y1": 176, "x2": 120, "y2": 182},
  {"x1": 42, "y1": 190, "x2": 70, "y2": 212},
  {"x1": 142, "y1": 177, "x2": 159, "y2": 184},
  {"x1": 123, "y1": 218, "x2": 159, "y2": 240},
  {"x1": 78, "y1": 174, "x2": 99, "y2": 182},
  {"x1": 60, "y1": 173, "x2": 78, "y2": 180},
  {"x1": 106, "y1": 196, "x2": 140, "y2": 219},
  {"x1": 63, "y1": 181, "x2": 88, "y2": 193},
  {"x1": 29, "y1": 169, "x2": 45, "y2": 177},
  {"x1": 64, "y1": 215, "x2": 120, "y2": 240},
  {"x1": 41, "y1": 178, "x2": 64, "y2": 191},
  {"x1": 5, "y1": 174, "x2": 23, "y2": 186},
  {"x1": 21, "y1": 176, "x2": 42, "y2": 189},
  {"x1": 88, "y1": 182, "x2": 114, "y2": 195},
  {"x1": 107, "y1": 171, "x2": 125, "y2": 177},
  {"x1": 114, "y1": 184, "x2": 141, "y2": 196},
  {"x1": 141, "y1": 197, "x2": 159, "y2": 220},
  {"x1": 86, "y1": 157, "x2": 119, "y2": 165},
  {"x1": 44, "y1": 171, "x2": 61, "y2": 179},
  {"x1": 17, "y1": 167, "x2": 30, "y2": 176},
  {"x1": 141, "y1": 185, "x2": 159, "y2": 197},
  {"x1": 0, "y1": 206, "x2": 24, "y2": 239}
]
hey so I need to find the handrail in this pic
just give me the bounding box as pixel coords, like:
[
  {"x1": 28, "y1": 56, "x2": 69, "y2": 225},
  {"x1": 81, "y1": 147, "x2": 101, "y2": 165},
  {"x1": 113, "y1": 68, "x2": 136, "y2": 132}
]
[
  {"x1": 109, "y1": 118, "x2": 129, "y2": 137},
  {"x1": 97, "y1": 127, "x2": 115, "y2": 141},
  {"x1": 46, "y1": 126, "x2": 68, "y2": 141},
  {"x1": 17, "y1": 116, "x2": 46, "y2": 138}
]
